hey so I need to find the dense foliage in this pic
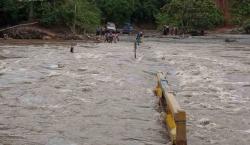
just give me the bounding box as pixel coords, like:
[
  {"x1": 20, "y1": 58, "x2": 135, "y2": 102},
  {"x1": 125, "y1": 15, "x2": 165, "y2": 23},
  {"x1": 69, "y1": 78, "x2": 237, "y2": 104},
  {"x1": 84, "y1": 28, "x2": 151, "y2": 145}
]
[
  {"x1": 156, "y1": 0, "x2": 224, "y2": 32},
  {"x1": 230, "y1": 0, "x2": 250, "y2": 24},
  {"x1": 229, "y1": 0, "x2": 250, "y2": 33},
  {"x1": 0, "y1": 0, "x2": 100, "y2": 33},
  {"x1": 0, "y1": 0, "x2": 168, "y2": 29},
  {"x1": 37, "y1": 0, "x2": 101, "y2": 33},
  {"x1": 95, "y1": 0, "x2": 168, "y2": 25},
  {"x1": 0, "y1": 0, "x2": 28, "y2": 26},
  {"x1": 95, "y1": 0, "x2": 135, "y2": 25},
  {"x1": 0, "y1": 0, "x2": 250, "y2": 33},
  {"x1": 243, "y1": 19, "x2": 250, "y2": 33}
]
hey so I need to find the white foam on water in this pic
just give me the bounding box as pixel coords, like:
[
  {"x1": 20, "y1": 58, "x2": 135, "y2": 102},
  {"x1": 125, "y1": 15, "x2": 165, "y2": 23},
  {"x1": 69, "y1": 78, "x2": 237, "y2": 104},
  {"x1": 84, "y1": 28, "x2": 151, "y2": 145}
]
[
  {"x1": 154, "y1": 50, "x2": 164, "y2": 59},
  {"x1": 146, "y1": 88, "x2": 153, "y2": 94},
  {"x1": 234, "y1": 129, "x2": 250, "y2": 134},
  {"x1": 95, "y1": 75, "x2": 112, "y2": 82},
  {"x1": 83, "y1": 53, "x2": 102, "y2": 59},
  {"x1": 2, "y1": 49, "x2": 10, "y2": 54},
  {"x1": 14, "y1": 60, "x2": 23, "y2": 63},
  {"x1": 105, "y1": 52, "x2": 113, "y2": 56},
  {"x1": 0, "y1": 63, "x2": 7, "y2": 73},
  {"x1": 19, "y1": 68, "x2": 27, "y2": 72},
  {"x1": 46, "y1": 137, "x2": 78, "y2": 145},
  {"x1": 72, "y1": 96, "x2": 91, "y2": 103},
  {"x1": 63, "y1": 71, "x2": 82, "y2": 78},
  {"x1": 78, "y1": 67, "x2": 88, "y2": 71},
  {"x1": 222, "y1": 81, "x2": 250, "y2": 86},
  {"x1": 136, "y1": 54, "x2": 144, "y2": 62},
  {"x1": 59, "y1": 89, "x2": 72, "y2": 93},
  {"x1": 47, "y1": 71, "x2": 61, "y2": 77},
  {"x1": 114, "y1": 79, "x2": 124, "y2": 86},
  {"x1": 43, "y1": 64, "x2": 60, "y2": 70},
  {"x1": 42, "y1": 104, "x2": 63, "y2": 109},
  {"x1": 74, "y1": 53, "x2": 82, "y2": 59}
]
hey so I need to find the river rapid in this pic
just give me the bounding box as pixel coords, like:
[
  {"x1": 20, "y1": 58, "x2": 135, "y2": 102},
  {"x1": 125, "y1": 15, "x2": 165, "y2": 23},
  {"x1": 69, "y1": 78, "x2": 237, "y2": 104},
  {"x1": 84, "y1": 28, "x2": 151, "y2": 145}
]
[{"x1": 0, "y1": 34, "x2": 250, "y2": 145}]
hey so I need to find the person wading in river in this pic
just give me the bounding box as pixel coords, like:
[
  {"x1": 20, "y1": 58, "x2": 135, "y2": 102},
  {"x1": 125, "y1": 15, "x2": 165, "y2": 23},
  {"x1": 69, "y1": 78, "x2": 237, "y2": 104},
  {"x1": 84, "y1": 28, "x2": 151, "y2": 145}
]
[{"x1": 136, "y1": 31, "x2": 143, "y2": 46}]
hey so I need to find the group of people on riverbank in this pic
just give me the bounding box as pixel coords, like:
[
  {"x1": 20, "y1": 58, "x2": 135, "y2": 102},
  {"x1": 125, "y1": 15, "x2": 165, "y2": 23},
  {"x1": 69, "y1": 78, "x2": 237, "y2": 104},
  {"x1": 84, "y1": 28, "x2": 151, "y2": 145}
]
[
  {"x1": 104, "y1": 31, "x2": 119, "y2": 43},
  {"x1": 96, "y1": 27, "x2": 119, "y2": 43},
  {"x1": 163, "y1": 25, "x2": 178, "y2": 35},
  {"x1": 96, "y1": 26, "x2": 145, "y2": 45}
]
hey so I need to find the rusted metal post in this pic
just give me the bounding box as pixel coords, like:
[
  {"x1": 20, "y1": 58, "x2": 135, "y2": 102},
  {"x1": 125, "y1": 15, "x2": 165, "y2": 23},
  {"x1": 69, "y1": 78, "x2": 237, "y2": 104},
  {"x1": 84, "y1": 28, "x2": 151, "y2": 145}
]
[
  {"x1": 134, "y1": 42, "x2": 137, "y2": 59},
  {"x1": 70, "y1": 43, "x2": 74, "y2": 53},
  {"x1": 175, "y1": 111, "x2": 187, "y2": 145}
]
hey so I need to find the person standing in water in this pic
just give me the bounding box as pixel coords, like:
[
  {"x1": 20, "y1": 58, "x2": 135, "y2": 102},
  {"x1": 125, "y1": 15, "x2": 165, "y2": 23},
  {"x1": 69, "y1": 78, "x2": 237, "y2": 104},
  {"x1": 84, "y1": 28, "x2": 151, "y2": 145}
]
[{"x1": 136, "y1": 31, "x2": 143, "y2": 45}]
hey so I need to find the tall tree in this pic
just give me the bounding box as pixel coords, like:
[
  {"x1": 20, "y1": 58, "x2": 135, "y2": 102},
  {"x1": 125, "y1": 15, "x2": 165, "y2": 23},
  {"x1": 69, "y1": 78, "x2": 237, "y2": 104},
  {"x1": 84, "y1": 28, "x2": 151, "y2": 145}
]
[
  {"x1": 230, "y1": 0, "x2": 250, "y2": 24},
  {"x1": 156, "y1": 0, "x2": 224, "y2": 31},
  {"x1": 96, "y1": 0, "x2": 135, "y2": 25},
  {"x1": 0, "y1": 0, "x2": 28, "y2": 26},
  {"x1": 38, "y1": 0, "x2": 101, "y2": 33}
]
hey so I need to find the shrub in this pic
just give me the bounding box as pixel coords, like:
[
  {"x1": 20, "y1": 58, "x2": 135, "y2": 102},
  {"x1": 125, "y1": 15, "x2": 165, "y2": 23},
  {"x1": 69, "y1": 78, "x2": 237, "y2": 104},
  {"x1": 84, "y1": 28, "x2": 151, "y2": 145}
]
[
  {"x1": 155, "y1": 0, "x2": 224, "y2": 32},
  {"x1": 243, "y1": 19, "x2": 250, "y2": 34}
]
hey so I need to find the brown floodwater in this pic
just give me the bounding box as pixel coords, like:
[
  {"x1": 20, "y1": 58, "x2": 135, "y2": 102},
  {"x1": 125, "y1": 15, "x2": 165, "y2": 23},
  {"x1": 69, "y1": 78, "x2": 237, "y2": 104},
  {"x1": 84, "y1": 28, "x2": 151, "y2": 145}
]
[{"x1": 0, "y1": 34, "x2": 250, "y2": 145}]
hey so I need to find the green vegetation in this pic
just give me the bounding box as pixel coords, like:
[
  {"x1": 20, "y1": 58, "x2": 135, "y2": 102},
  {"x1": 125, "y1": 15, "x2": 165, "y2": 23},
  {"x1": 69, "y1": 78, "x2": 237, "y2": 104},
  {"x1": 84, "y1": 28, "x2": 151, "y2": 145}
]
[
  {"x1": 243, "y1": 19, "x2": 250, "y2": 33},
  {"x1": 230, "y1": 0, "x2": 250, "y2": 24},
  {"x1": 0, "y1": 0, "x2": 250, "y2": 34},
  {"x1": 131, "y1": 0, "x2": 166, "y2": 25},
  {"x1": 38, "y1": 0, "x2": 101, "y2": 33},
  {"x1": 96, "y1": 0, "x2": 167, "y2": 25},
  {"x1": 0, "y1": 0, "x2": 100, "y2": 33},
  {"x1": 0, "y1": 0, "x2": 28, "y2": 26},
  {"x1": 156, "y1": 0, "x2": 224, "y2": 32},
  {"x1": 0, "y1": 0, "x2": 167, "y2": 32},
  {"x1": 229, "y1": 0, "x2": 250, "y2": 33},
  {"x1": 95, "y1": 0, "x2": 135, "y2": 25}
]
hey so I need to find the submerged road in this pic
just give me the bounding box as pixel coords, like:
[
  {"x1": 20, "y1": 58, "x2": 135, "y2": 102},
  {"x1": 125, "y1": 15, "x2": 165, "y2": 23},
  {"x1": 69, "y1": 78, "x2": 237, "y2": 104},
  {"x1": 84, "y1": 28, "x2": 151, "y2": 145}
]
[
  {"x1": 0, "y1": 34, "x2": 250, "y2": 145},
  {"x1": 0, "y1": 39, "x2": 168, "y2": 145}
]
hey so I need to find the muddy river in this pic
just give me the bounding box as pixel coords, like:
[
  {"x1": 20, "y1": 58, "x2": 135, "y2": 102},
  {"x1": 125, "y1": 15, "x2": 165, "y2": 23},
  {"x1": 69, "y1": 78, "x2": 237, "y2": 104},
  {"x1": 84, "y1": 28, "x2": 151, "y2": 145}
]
[{"x1": 0, "y1": 34, "x2": 250, "y2": 145}]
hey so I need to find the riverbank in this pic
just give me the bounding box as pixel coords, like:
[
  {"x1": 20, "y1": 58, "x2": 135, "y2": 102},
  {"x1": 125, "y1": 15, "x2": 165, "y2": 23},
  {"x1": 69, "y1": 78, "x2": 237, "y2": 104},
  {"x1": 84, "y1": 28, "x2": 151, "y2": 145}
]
[{"x1": 0, "y1": 24, "x2": 102, "y2": 42}]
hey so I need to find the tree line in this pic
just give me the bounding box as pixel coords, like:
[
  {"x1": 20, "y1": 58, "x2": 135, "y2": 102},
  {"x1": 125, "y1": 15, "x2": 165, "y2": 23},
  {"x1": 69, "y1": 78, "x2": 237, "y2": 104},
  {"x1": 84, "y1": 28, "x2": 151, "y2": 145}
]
[{"x1": 0, "y1": 0, "x2": 249, "y2": 33}]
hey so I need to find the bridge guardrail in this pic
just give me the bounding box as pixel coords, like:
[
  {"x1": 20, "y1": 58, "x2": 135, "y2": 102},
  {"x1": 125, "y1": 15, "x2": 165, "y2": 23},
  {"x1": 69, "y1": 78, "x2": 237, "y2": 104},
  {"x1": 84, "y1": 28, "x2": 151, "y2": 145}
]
[{"x1": 154, "y1": 72, "x2": 187, "y2": 145}]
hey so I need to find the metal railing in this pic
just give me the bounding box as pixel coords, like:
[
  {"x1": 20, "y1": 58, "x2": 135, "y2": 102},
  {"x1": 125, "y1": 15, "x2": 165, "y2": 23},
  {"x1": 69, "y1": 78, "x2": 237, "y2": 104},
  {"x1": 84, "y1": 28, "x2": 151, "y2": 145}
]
[{"x1": 154, "y1": 72, "x2": 187, "y2": 145}]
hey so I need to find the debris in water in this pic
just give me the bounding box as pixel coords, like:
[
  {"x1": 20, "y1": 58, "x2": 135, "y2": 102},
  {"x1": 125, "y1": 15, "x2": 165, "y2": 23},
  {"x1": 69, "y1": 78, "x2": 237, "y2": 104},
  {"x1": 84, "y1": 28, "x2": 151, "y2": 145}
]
[
  {"x1": 198, "y1": 118, "x2": 210, "y2": 126},
  {"x1": 70, "y1": 46, "x2": 74, "y2": 53},
  {"x1": 82, "y1": 87, "x2": 92, "y2": 92},
  {"x1": 47, "y1": 71, "x2": 61, "y2": 77},
  {"x1": 78, "y1": 67, "x2": 88, "y2": 72},
  {"x1": 225, "y1": 38, "x2": 237, "y2": 42},
  {"x1": 184, "y1": 94, "x2": 192, "y2": 98},
  {"x1": 70, "y1": 42, "x2": 75, "y2": 53},
  {"x1": 43, "y1": 64, "x2": 64, "y2": 70}
]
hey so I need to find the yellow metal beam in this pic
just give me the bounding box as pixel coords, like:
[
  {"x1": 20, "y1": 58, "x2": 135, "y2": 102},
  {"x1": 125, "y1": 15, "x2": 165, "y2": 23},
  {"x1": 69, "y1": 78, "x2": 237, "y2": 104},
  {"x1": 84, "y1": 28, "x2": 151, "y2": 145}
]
[{"x1": 155, "y1": 72, "x2": 187, "y2": 145}]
